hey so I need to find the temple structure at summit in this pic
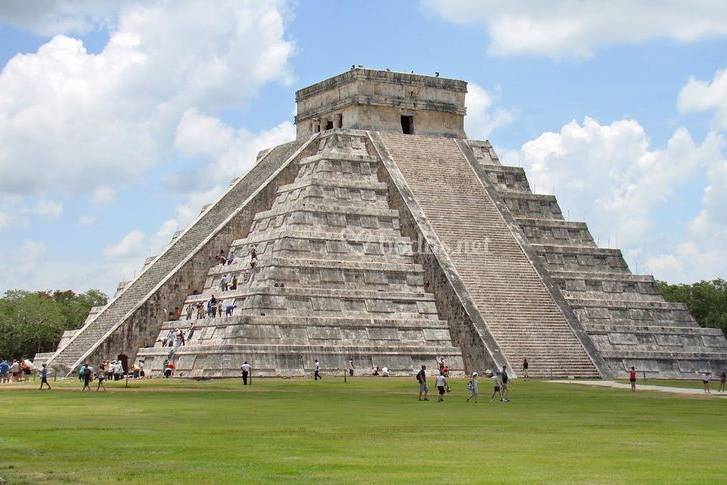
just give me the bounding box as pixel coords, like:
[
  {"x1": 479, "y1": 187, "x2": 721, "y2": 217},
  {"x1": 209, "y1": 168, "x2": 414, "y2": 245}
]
[{"x1": 37, "y1": 68, "x2": 727, "y2": 378}]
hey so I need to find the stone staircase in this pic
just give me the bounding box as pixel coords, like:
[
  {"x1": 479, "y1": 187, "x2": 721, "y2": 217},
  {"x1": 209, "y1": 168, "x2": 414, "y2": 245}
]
[
  {"x1": 136, "y1": 131, "x2": 464, "y2": 377},
  {"x1": 44, "y1": 139, "x2": 306, "y2": 374},
  {"x1": 464, "y1": 139, "x2": 727, "y2": 377},
  {"x1": 377, "y1": 132, "x2": 599, "y2": 378}
]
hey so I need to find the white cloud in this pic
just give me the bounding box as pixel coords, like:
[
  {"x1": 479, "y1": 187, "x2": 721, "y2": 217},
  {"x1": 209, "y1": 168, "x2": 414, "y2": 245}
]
[
  {"x1": 34, "y1": 199, "x2": 63, "y2": 218},
  {"x1": 465, "y1": 83, "x2": 514, "y2": 140},
  {"x1": 0, "y1": 211, "x2": 10, "y2": 228},
  {"x1": 0, "y1": 0, "x2": 294, "y2": 196},
  {"x1": 103, "y1": 229, "x2": 144, "y2": 257},
  {"x1": 0, "y1": 0, "x2": 120, "y2": 36},
  {"x1": 678, "y1": 67, "x2": 727, "y2": 130},
  {"x1": 92, "y1": 186, "x2": 116, "y2": 205},
  {"x1": 505, "y1": 117, "x2": 721, "y2": 248},
  {"x1": 424, "y1": 0, "x2": 727, "y2": 58},
  {"x1": 78, "y1": 215, "x2": 96, "y2": 226},
  {"x1": 172, "y1": 110, "x2": 295, "y2": 226}
]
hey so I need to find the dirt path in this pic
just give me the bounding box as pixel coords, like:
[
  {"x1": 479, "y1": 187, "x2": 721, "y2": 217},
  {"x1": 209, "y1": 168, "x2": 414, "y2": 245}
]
[{"x1": 549, "y1": 379, "x2": 727, "y2": 397}]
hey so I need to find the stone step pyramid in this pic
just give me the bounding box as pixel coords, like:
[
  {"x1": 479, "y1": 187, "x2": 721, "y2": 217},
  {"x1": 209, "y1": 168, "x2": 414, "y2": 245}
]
[
  {"x1": 41, "y1": 68, "x2": 727, "y2": 379},
  {"x1": 136, "y1": 132, "x2": 464, "y2": 377}
]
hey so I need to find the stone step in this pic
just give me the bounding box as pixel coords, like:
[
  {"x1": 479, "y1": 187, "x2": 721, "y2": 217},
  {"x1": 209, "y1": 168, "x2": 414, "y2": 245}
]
[{"x1": 378, "y1": 132, "x2": 598, "y2": 376}]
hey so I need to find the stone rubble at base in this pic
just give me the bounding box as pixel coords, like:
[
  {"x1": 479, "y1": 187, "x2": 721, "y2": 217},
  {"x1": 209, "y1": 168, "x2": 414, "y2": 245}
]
[{"x1": 38, "y1": 68, "x2": 727, "y2": 379}]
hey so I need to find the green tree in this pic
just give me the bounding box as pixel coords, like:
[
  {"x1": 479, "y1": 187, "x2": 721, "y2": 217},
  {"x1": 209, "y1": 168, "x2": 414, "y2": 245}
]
[
  {"x1": 0, "y1": 289, "x2": 108, "y2": 360},
  {"x1": 657, "y1": 279, "x2": 727, "y2": 336}
]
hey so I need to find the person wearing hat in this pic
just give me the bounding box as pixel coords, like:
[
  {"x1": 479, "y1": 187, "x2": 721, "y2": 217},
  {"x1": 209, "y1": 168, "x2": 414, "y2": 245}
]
[{"x1": 466, "y1": 371, "x2": 479, "y2": 403}]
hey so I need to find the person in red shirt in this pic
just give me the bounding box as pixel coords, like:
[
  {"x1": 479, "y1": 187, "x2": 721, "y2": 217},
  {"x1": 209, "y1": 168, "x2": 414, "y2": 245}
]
[{"x1": 628, "y1": 366, "x2": 637, "y2": 392}]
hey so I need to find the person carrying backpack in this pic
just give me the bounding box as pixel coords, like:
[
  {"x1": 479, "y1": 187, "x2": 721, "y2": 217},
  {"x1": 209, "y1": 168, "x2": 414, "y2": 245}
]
[{"x1": 416, "y1": 365, "x2": 428, "y2": 401}]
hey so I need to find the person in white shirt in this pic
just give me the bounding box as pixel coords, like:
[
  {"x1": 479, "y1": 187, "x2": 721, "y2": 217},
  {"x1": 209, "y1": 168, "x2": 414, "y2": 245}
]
[
  {"x1": 241, "y1": 361, "x2": 251, "y2": 385},
  {"x1": 435, "y1": 372, "x2": 447, "y2": 402},
  {"x1": 314, "y1": 360, "x2": 321, "y2": 380},
  {"x1": 702, "y1": 372, "x2": 711, "y2": 394}
]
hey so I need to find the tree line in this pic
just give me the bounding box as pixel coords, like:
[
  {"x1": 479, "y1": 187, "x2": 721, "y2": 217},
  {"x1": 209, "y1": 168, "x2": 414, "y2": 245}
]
[
  {"x1": 0, "y1": 290, "x2": 108, "y2": 360},
  {"x1": 656, "y1": 279, "x2": 727, "y2": 335}
]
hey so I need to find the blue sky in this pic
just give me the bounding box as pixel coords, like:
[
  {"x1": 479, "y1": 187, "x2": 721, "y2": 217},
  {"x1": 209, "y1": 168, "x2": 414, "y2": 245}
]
[{"x1": 0, "y1": 0, "x2": 726, "y2": 295}]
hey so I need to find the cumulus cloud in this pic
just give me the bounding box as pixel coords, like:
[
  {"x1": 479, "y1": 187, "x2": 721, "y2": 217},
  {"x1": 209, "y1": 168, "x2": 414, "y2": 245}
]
[
  {"x1": 0, "y1": 0, "x2": 294, "y2": 197},
  {"x1": 505, "y1": 117, "x2": 721, "y2": 248},
  {"x1": 103, "y1": 229, "x2": 144, "y2": 257},
  {"x1": 423, "y1": 0, "x2": 727, "y2": 58},
  {"x1": 464, "y1": 83, "x2": 514, "y2": 140},
  {"x1": 678, "y1": 67, "x2": 727, "y2": 130}
]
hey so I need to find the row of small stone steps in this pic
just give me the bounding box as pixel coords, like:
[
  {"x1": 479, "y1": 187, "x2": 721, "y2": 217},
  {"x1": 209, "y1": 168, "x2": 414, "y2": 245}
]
[
  {"x1": 468, "y1": 146, "x2": 727, "y2": 374},
  {"x1": 380, "y1": 133, "x2": 599, "y2": 379}
]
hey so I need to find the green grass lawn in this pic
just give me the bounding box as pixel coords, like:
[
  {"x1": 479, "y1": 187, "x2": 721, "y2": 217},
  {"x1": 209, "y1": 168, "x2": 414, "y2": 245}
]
[{"x1": 1, "y1": 377, "x2": 725, "y2": 484}]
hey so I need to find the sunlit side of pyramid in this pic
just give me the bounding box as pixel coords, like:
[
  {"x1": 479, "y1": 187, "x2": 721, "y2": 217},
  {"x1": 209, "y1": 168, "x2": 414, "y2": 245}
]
[{"x1": 39, "y1": 69, "x2": 727, "y2": 378}]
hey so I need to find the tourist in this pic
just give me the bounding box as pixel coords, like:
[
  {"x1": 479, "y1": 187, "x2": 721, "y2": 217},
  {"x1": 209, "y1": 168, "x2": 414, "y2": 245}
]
[
  {"x1": 106, "y1": 361, "x2": 114, "y2": 381},
  {"x1": 217, "y1": 303, "x2": 223, "y2": 318},
  {"x1": 372, "y1": 366, "x2": 380, "y2": 376},
  {"x1": 96, "y1": 364, "x2": 106, "y2": 391},
  {"x1": 39, "y1": 364, "x2": 51, "y2": 390},
  {"x1": 702, "y1": 371, "x2": 711, "y2": 394},
  {"x1": 230, "y1": 275, "x2": 238, "y2": 290},
  {"x1": 439, "y1": 358, "x2": 445, "y2": 375},
  {"x1": 10, "y1": 359, "x2": 21, "y2": 382},
  {"x1": 348, "y1": 359, "x2": 354, "y2": 377},
  {"x1": 196, "y1": 302, "x2": 205, "y2": 319},
  {"x1": 139, "y1": 360, "x2": 145, "y2": 378},
  {"x1": 224, "y1": 300, "x2": 236, "y2": 317},
  {"x1": 132, "y1": 361, "x2": 140, "y2": 378},
  {"x1": 176, "y1": 327, "x2": 186, "y2": 347},
  {"x1": 0, "y1": 359, "x2": 9, "y2": 383},
  {"x1": 466, "y1": 372, "x2": 479, "y2": 403},
  {"x1": 185, "y1": 304, "x2": 193, "y2": 320},
  {"x1": 500, "y1": 365, "x2": 510, "y2": 402},
  {"x1": 77, "y1": 363, "x2": 86, "y2": 382},
  {"x1": 381, "y1": 366, "x2": 389, "y2": 377},
  {"x1": 82, "y1": 363, "x2": 92, "y2": 391},
  {"x1": 164, "y1": 361, "x2": 175, "y2": 378},
  {"x1": 314, "y1": 360, "x2": 321, "y2": 380},
  {"x1": 628, "y1": 366, "x2": 637, "y2": 392},
  {"x1": 114, "y1": 361, "x2": 123, "y2": 380},
  {"x1": 416, "y1": 365, "x2": 428, "y2": 401},
  {"x1": 490, "y1": 371, "x2": 502, "y2": 401},
  {"x1": 187, "y1": 322, "x2": 196, "y2": 342},
  {"x1": 241, "y1": 361, "x2": 251, "y2": 385},
  {"x1": 720, "y1": 370, "x2": 726, "y2": 392},
  {"x1": 522, "y1": 357, "x2": 529, "y2": 380},
  {"x1": 220, "y1": 274, "x2": 229, "y2": 292},
  {"x1": 436, "y1": 372, "x2": 447, "y2": 402}
]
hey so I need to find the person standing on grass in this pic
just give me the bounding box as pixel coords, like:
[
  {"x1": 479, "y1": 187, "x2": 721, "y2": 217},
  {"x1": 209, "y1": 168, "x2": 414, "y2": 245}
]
[
  {"x1": 436, "y1": 372, "x2": 447, "y2": 402},
  {"x1": 39, "y1": 364, "x2": 51, "y2": 390},
  {"x1": 466, "y1": 372, "x2": 479, "y2": 403},
  {"x1": 348, "y1": 359, "x2": 354, "y2": 377},
  {"x1": 314, "y1": 360, "x2": 321, "y2": 380},
  {"x1": 241, "y1": 361, "x2": 251, "y2": 385},
  {"x1": 416, "y1": 365, "x2": 428, "y2": 401},
  {"x1": 0, "y1": 359, "x2": 9, "y2": 383},
  {"x1": 628, "y1": 366, "x2": 637, "y2": 392},
  {"x1": 490, "y1": 371, "x2": 502, "y2": 401},
  {"x1": 96, "y1": 364, "x2": 107, "y2": 392},
  {"x1": 719, "y1": 370, "x2": 726, "y2": 392},
  {"x1": 78, "y1": 363, "x2": 86, "y2": 382},
  {"x1": 702, "y1": 372, "x2": 711, "y2": 394},
  {"x1": 82, "y1": 363, "x2": 92, "y2": 391},
  {"x1": 500, "y1": 365, "x2": 510, "y2": 402},
  {"x1": 522, "y1": 358, "x2": 529, "y2": 380}
]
